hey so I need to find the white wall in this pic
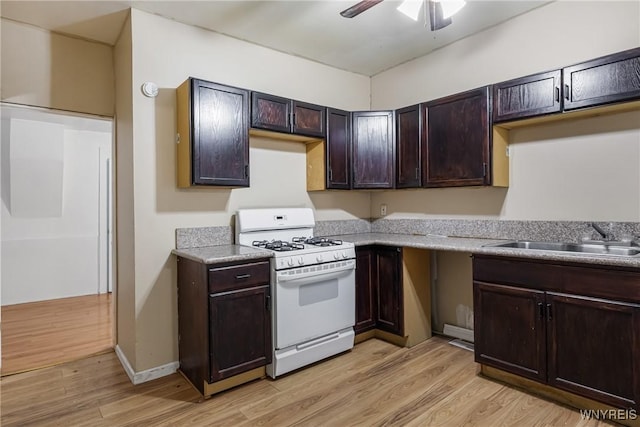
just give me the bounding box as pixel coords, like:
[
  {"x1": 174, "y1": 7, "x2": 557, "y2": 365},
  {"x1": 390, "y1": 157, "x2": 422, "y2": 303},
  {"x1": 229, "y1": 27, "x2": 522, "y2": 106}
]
[
  {"x1": 0, "y1": 19, "x2": 114, "y2": 117},
  {"x1": 1, "y1": 105, "x2": 112, "y2": 305},
  {"x1": 119, "y1": 9, "x2": 372, "y2": 371},
  {"x1": 113, "y1": 12, "x2": 137, "y2": 367},
  {"x1": 370, "y1": 1, "x2": 640, "y2": 222}
]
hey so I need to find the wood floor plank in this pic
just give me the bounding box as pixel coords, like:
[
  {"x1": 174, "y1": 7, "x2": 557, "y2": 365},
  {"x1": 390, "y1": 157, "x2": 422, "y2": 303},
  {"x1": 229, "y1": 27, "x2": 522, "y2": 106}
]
[
  {"x1": 240, "y1": 341, "x2": 470, "y2": 425},
  {"x1": 1, "y1": 336, "x2": 611, "y2": 426},
  {"x1": 1, "y1": 293, "x2": 113, "y2": 376},
  {"x1": 339, "y1": 352, "x2": 471, "y2": 425},
  {"x1": 291, "y1": 344, "x2": 471, "y2": 426}
]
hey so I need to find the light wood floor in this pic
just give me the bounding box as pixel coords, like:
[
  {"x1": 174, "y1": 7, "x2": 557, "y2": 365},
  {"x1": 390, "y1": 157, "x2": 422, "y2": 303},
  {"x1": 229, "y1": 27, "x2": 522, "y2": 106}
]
[
  {"x1": 1, "y1": 293, "x2": 113, "y2": 376},
  {"x1": 0, "y1": 336, "x2": 613, "y2": 426}
]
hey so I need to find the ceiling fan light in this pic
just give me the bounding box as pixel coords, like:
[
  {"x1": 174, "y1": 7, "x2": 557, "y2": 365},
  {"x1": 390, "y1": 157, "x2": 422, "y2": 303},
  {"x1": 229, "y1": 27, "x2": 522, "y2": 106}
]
[
  {"x1": 438, "y1": 0, "x2": 466, "y2": 19},
  {"x1": 397, "y1": 0, "x2": 423, "y2": 21}
]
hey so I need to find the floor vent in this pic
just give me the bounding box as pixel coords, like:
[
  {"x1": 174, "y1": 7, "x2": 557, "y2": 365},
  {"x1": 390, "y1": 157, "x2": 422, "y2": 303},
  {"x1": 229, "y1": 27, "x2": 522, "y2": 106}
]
[
  {"x1": 442, "y1": 323, "x2": 474, "y2": 342},
  {"x1": 448, "y1": 338, "x2": 474, "y2": 352}
]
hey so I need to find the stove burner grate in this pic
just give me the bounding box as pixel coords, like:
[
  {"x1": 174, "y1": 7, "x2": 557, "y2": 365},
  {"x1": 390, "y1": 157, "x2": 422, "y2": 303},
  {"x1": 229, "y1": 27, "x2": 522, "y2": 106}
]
[
  {"x1": 252, "y1": 240, "x2": 305, "y2": 252},
  {"x1": 303, "y1": 237, "x2": 343, "y2": 247}
]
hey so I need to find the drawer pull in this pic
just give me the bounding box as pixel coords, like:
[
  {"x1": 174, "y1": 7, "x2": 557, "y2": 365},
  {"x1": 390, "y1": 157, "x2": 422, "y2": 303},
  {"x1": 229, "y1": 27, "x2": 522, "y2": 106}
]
[
  {"x1": 538, "y1": 302, "x2": 544, "y2": 319},
  {"x1": 236, "y1": 274, "x2": 252, "y2": 280}
]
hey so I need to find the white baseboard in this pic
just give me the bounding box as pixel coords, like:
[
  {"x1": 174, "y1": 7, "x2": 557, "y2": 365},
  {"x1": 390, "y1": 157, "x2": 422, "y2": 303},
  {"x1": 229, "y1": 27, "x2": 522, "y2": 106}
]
[
  {"x1": 115, "y1": 345, "x2": 179, "y2": 385},
  {"x1": 442, "y1": 323, "x2": 474, "y2": 343}
]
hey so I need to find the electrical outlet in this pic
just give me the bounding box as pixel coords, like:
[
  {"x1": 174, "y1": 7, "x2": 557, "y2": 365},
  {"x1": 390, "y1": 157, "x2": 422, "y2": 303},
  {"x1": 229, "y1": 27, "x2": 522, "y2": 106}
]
[{"x1": 380, "y1": 204, "x2": 387, "y2": 216}]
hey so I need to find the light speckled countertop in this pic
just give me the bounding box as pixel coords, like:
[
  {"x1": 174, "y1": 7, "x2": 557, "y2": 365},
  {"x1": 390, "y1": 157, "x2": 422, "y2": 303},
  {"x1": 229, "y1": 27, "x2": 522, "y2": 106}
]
[
  {"x1": 172, "y1": 234, "x2": 640, "y2": 268},
  {"x1": 172, "y1": 245, "x2": 271, "y2": 264},
  {"x1": 327, "y1": 233, "x2": 640, "y2": 269}
]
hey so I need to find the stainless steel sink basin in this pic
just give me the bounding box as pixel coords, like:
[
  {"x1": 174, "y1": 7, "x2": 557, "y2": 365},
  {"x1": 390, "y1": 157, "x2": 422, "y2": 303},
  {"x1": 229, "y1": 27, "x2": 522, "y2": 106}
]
[{"x1": 485, "y1": 241, "x2": 640, "y2": 257}]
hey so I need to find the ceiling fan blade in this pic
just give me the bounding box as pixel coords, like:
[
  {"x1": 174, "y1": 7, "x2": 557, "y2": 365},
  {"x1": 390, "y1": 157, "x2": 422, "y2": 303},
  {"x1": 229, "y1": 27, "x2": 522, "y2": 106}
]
[
  {"x1": 429, "y1": 0, "x2": 452, "y2": 30},
  {"x1": 340, "y1": 0, "x2": 384, "y2": 18}
]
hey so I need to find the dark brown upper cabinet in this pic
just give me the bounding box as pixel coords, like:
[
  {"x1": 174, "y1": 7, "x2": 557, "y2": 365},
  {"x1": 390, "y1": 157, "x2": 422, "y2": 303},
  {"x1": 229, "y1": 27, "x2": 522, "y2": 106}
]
[
  {"x1": 352, "y1": 111, "x2": 395, "y2": 189},
  {"x1": 251, "y1": 92, "x2": 326, "y2": 138},
  {"x1": 293, "y1": 100, "x2": 326, "y2": 137},
  {"x1": 493, "y1": 70, "x2": 562, "y2": 123},
  {"x1": 563, "y1": 47, "x2": 640, "y2": 111},
  {"x1": 422, "y1": 86, "x2": 491, "y2": 187},
  {"x1": 326, "y1": 108, "x2": 352, "y2": 189},
  {"x1": 251, "y1": 92, "x2": 291, "y2": 134},
  {"x1": 395, "y1": 104, "x2": 422, "y2": 188},
  {"x1": 176, "y1": 78, "x2": 250, "y2": 188},
  {"x1": 493, "y1": 47, "x2": 640, "y2": 124}
]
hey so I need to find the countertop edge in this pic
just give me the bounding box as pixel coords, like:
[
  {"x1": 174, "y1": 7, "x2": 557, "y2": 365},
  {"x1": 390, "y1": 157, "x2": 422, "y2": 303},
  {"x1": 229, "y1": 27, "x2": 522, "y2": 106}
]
[
  {"x1": 171, "y1": 235, "x2": 640, "y2": 269},
  {"x1": 172, "y1": 245, "x2": 273, "y2": 265},
  {"x1": 329, "y1": 233, "x2": 640, "y2": 269}
]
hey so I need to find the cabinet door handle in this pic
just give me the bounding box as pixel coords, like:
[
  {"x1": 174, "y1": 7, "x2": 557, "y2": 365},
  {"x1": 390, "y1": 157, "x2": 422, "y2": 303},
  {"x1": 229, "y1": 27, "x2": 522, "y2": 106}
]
[
  {"x1": 554, "y1": 86, "x2": 560, "y2": 103},
  {"x1": 564, "y1": 84, "x2": 570, "y2": 100},
  {"x1": 538, "y1": 302, "x2": 544, "y2": 319},
  {"x1": 329, "y1": 168, "x2": 333, "y2": 181},
  {"x1": 244, "y1": 164, "x2": 249, "y2": 178},
  {"x1": 415, "y1": 167, "x2": 420, "y2": 180},
  {"x1": 546, "y1": 303, "x2": 553, "y2": 321},
  {"x1": 236, "y1": 273, "x2": 251, "y2": 280},
  {"x1": 266, "y1": 295, "x2": 271, "y2": 311},
  {"x1": 291, "y1": 112, "x2": 296, "y2": 128}
]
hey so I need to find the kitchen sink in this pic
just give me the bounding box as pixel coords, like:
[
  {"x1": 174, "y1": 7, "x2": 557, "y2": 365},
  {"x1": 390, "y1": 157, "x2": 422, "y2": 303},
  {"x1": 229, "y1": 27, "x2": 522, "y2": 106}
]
[{"x1": 485, "y1": 241, "x2": 640, "y2": 257}]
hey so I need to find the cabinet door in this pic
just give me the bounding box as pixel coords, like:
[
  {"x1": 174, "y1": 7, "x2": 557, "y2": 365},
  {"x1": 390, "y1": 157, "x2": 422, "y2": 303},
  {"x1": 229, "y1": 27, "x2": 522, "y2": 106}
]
[
  {"x1": 547, "y1": 293, "x2": 640, "y2": 410},
  {"x1": 209, "y1": 285, "x2": 271, "y2": 382},
  {"x1": 493, "y1": 70, "x2": 562, "y2": 122},
  {"x1": 352, "y1": 111, "x2": 395, "y2": 189},
  {"x1": 191, "y1": 79, "x2": 250, "y2": 186},
  {"x1": 395, "y1": 104, "x2": 422, "y2": 188},
  {"x1": 473, "y1": 281, "x2": 547, "y2": 383},
  {"x1": 292, "y1": 101, "x2": 326, "y2": 137},
  {"x1": 251, "y1": 92, "x2": 291, "y2": 133},
  {"x1": 375, "y1": 246, "x2": 403, "y2": 336},
  {"x1": 563, "y1": 47, "x2": 640, "y2": 111},
  {"x1": 326, "y1": 108, "x2": 351, "y2": 189},
  {"x1": 423, "y1": 87, "x2": 490, "y2": 187},
  {"x1": 355, "y1": 247, "x2": 376, "y2": 334}
]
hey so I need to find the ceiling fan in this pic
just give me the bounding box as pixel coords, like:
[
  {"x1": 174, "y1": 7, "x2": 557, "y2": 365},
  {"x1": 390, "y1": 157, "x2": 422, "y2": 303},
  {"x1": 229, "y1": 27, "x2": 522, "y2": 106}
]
[{"x1": 340, "y1": 0, "x2": 466, "y2": 31}]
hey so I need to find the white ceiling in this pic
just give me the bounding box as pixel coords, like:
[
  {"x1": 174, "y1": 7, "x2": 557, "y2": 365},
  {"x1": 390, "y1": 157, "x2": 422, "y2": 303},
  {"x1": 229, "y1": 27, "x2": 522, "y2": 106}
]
[{"x1": 0, "y1": 0, "x2": 550, "y2": 76}]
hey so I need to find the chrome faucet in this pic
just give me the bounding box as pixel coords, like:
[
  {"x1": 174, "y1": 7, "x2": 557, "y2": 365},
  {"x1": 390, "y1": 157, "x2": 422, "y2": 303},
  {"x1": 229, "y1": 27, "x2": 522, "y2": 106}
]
[{"x1": 589, "y1": 222, "x2": 612, "y2": 241}]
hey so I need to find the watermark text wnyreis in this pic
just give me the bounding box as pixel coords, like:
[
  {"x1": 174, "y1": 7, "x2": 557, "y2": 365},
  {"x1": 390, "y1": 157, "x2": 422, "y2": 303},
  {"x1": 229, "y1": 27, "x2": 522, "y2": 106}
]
[{"x1": 580, "y1": 409, "x2": 637, "y2": 421}]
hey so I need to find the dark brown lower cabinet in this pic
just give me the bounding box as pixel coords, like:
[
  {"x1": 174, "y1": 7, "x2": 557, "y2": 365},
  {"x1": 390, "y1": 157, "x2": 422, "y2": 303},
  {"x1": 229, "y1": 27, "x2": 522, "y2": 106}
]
[
  {"x1": 375, "y1": 246, "x2": 403, "y2": 336},
  {"x1": 547, "y1": 293, "x2": 640, "y2": 409},
  {"x1": 177, "y1": 256, "x2": 271, "y2": 395},
  {"x1": 474, "y1": 282, "x2": 546, "y2": 383},
  {"x1": 355, "y1": 247, "x2": 376, "y2": 333},
  {"x1": 209, "y1": 285, "x2": 271, "y2": 381},
  {"x1": 355, "y1": 246, "x2": 403, "y2": 336},
  {"x1": 473, "y1": 255, "x2": 640, "y2": 411}
]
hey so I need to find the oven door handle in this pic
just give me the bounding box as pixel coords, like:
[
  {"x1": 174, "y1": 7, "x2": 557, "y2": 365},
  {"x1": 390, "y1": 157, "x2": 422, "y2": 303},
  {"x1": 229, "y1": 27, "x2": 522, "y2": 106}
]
[{"x1": 276, "y1": 264, "x2": 354, "y2": 286}]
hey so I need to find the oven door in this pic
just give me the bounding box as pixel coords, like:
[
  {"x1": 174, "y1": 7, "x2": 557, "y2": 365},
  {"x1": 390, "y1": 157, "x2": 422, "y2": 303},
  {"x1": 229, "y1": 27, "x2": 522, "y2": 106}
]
[{"x1": 273, "y1": 259, "x2": 355, "y2": 350}]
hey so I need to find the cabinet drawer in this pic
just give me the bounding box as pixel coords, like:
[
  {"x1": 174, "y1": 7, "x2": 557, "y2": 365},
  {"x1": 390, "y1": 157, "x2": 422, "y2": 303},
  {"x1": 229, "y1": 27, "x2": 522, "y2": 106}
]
[{"x1": 208, "y1": 261, "x2": 270, "y2": 293}]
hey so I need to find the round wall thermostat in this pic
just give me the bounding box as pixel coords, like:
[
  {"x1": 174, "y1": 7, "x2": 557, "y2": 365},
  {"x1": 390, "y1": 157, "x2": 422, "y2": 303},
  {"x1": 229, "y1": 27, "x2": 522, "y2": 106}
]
[{"x1": 141, "y1": 82, "x2": 159, "y2": 98}]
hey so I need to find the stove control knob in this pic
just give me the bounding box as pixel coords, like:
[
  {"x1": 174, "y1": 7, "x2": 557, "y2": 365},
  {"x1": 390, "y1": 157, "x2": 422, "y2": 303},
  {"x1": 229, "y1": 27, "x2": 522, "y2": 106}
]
[
  {"x1": 287, "y1": 258, "x2": 295, "y2": 267},
  {"x1": 297, "y1": 257, "x2": 304, "y2": 265},
  {"x1": 342, "y1": 251, "x2": 348, "y2": 259},
  {"x1": 316, "y1": 254, "x2": 323, "y2": 262},
  {"x1": 333, "y1": 252, "x2": 340, "y2": 260}
]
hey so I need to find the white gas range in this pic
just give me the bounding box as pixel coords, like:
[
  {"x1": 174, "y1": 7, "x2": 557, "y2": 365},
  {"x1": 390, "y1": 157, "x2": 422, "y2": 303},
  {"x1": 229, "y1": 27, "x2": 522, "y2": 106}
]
[{"x1": 236, "y1": 208, "x2": 356, "y2": 378}]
